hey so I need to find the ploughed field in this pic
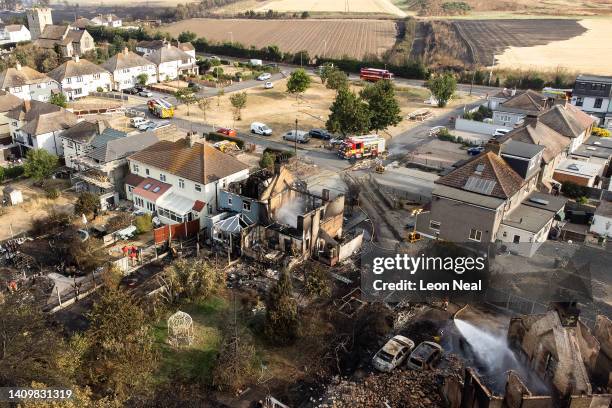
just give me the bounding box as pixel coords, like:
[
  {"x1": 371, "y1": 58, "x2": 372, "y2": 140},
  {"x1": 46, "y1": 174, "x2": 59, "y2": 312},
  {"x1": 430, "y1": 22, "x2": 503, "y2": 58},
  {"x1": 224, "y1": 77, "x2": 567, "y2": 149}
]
[{"x1": 163, "y1": 18, "x2": 398, "y2": 59}]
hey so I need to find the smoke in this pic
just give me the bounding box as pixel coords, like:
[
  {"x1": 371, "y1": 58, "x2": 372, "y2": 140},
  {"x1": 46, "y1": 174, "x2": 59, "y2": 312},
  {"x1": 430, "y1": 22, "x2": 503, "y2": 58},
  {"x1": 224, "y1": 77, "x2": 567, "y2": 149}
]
[{"x1": 276, "y1": 197, "x2": 306, "y2": 228}]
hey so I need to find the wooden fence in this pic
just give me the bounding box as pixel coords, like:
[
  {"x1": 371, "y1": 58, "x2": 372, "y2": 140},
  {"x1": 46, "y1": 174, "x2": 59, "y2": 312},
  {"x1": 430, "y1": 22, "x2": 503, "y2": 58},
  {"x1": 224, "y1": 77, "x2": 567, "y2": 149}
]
[{"x1": 153, "y1": 220, "x2": 200, "y2": 244}]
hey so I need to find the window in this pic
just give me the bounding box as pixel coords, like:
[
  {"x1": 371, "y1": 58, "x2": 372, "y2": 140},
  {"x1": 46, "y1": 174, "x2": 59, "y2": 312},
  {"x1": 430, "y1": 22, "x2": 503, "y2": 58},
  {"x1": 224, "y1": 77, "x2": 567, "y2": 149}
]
[
  {"x1": 469, "y1": 228, "x2": 482, "y2": 242},
  {"x1": 145, "y1": 168, "x2": 150, "y2": 175},
  {"x1": 594, "y1": 98, "x2": 603, "y2": 109},
  {"x1": 178, "y1": 179, "x2": 185, "y2": 188},
  {"x1": 228, "y1": 197, "x2": 233, "y2": 206},
  {"x1": 133, "y1": 163, "x2": 139, "y2": 172},
  {"x1": 66, "y1": 78, "x2": 72, "y2": 84},
  {"x1": 160, "y1": 174, "x2": 166, "y2": 182},
  {"x1": 513, "y1": 235, "x2": 520, "y2": 244},
  {"x1": 67, "y1": 141, "x2": 74, "y2": 148},
  {"x1": 575, "y1": 97, "x2": 584, "y2": 107},
  {"x1": 429, "y1": 220, "x2": 440, "y2": 231},
  {"x1": 93, "y1": 73, "x2": 100, "y2": 79},
  {"x1": 128, "y1": 186, "x2": 134, "y2": 192},
  {"x1": 195, "y1": 184, "x2": 201, "y2": 192},
  {"x1": 74, "y1": 88, "x2": 82, "y2": 95},
  {"x1": 243, "y1": 201, "x2": 251, "y2": 211},
  {"x1": 13, "y1": 86, "x2": 21, "y2": 92},
  {"x1": 76, "y1": 76, "x2": 83, "y2": 83}
]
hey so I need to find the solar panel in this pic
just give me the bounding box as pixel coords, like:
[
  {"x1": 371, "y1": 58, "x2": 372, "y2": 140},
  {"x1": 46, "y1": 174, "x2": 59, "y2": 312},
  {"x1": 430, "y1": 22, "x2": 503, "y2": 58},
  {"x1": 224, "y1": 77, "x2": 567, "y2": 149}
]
[{"x1": 464, "y1": 176, "x2": 496, "y2": 195}]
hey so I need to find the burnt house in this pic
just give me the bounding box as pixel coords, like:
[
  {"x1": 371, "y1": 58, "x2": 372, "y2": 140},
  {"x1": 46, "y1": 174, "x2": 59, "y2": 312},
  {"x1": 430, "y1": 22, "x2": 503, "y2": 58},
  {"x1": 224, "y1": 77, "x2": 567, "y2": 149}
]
[{"x1": 215, "y1": 165, "x2": 360, "y2": 264}]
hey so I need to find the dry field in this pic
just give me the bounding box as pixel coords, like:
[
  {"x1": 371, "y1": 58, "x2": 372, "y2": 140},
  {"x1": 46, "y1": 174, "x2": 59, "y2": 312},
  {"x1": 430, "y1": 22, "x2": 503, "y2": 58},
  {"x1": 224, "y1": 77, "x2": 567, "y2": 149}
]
[
  {"x1": 163, "y1": 18, "x2": 398, "y2": 59},
  {"x1": 453, "y1": 19, "x2": 588, "y2": 65},
  {"x1": 255, "y1": 0, "x2": 406, "y2": 16},
  {"x1": 494, "y1": 18, "x2": 612, "y2": 75},
  {"x1": 173, "y1": 78, "x2": 475, "y2": 146}
]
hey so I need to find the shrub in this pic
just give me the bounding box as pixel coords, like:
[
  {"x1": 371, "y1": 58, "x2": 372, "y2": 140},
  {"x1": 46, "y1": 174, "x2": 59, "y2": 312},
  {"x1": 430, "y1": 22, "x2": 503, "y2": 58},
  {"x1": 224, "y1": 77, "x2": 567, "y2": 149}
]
[
  {"x1": 74, "y1": 192, "x2": 100, "y2": 217},
  {"x1": 96, "y1": 86, "x2": 104, "y2": 93},
  {"x1": 106, "y1": 213, "x2": 132, "y2": 232},
  {"x1": 45, "y1": 187, "x2": 60, "y2": 199},
  {"x1": 561, "y1": 181, "x2": 588, "y2": 199},
  {"x1": 134, "y1": 214, "x2": 153, "y2": 234},
  {"x1": 5, "y1": 166, "x2": 24, "y2": 179},
  {"x1": 592, "y1": 127, "x2": 611, "y2": 138},
  {"x1": 260, "y1": 151, "x2": 275, "y2": 169}
]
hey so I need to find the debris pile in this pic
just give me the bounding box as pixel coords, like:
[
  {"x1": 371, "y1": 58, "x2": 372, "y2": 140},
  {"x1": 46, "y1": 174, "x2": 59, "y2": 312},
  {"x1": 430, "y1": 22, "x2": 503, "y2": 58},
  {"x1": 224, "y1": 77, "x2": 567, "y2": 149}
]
[{"x1": 316, "y1": 356, "x2": 464, "y2": 408}]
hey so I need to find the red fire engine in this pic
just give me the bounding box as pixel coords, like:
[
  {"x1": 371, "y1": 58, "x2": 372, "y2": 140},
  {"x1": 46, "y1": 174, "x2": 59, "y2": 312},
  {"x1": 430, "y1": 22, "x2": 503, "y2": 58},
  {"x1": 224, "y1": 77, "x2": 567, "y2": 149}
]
[
  {"x1": 360, "y1": 67, "x2": 394, "y2": 82},
  {"x1": 338, "y1": 135, "x2": 386, "y2": 161}
]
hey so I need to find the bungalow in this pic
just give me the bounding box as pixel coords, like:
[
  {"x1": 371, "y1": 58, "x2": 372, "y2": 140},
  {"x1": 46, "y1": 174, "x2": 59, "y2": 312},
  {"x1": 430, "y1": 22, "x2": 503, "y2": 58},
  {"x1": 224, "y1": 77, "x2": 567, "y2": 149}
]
[
  {"x1": 101, "y1": 48, "x2": 157, "y2": 91},
  {"x1": 47, "y1": 56, "x2": 112, "y2": 100},
  {"x1": 145, "y1": 43, "x2": 199, "y2": 82},
  {"x1": 125, "y1": 134, "x2": 250, "y2": 225},
  {"x1": 7, "y1": 100, "x2": 77, "y2": 156},
  {"x1": 0, "y1": 63, "x2": 60, "y2": 102}
]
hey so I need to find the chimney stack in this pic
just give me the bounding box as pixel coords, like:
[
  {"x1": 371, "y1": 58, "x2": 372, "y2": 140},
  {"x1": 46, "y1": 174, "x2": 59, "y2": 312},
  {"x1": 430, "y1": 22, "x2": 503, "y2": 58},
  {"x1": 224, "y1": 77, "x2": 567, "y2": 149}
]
[
  {"x1": 15, "y1": 62, "x2": 22, "y2": 70},
  {"x1": 484, "y1": 140, "x2": 502, "y2": 155},
  {"x1": 524, "y1": 114, "x2": 538, "y2": 128},
  {"x1": 123, "y1": 47, "x2": 129, "y2": 55},
  {"x1": 186, "y1": 132, "x2": 195, "y2": 147},
  {"x1": 74, "y1": 55, "x2": 79, "y2": 63}
]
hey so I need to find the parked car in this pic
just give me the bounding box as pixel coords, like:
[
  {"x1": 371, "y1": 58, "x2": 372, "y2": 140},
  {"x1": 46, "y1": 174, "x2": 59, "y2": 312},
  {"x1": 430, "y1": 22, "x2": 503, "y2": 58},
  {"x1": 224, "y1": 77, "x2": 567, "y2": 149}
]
[
  {"x1": 428, "y1": 126, "x2": 447, "y2": 137},
  {"x1": 251, "y1": 122, "x2": 272, "y2": 136},
  {"x1": 188, "y1": 82, "x2": 201, "y2": 91},
  {"x1": 309, "y1": 128, "x2": 332, "y2": 140},
  {"x1": 138, "y1": 89, "x2": 153, "y2": 97},
  {"x1": 130, "y1": 117, "x2": 147, "y2": 128},
  {"x1": 257, "y1": 73, "x2": 272, "y2": 81},
  {"x1": 147, "y1": 120, "x2": 171, "y2": 131},
  {"x1": 372, "y1": 335, "x2": 415, "y2": 372},
  {"x1": 264, "y1": 81, "x2": 274, "y2": 89},
  {"x1": 137, "y1": 120, "x2": 154, "y2": 131},
  {"x1": 283, "y1": 130, "x2": 310, "y2": 143},
  {"x1": 406, "y1": 341, "x2": 443, "y2": 370},
  {"x1": 467, "y1": 146, "x2": 485, "y2": 156},
  {"x1": 493, "y1": 128, "x2": 510, "y2": 137},
  {"x1": 329, "y1": 137, "x2": 344, "y2": 146},
  {"x1": 216, "y1": 127, "x2": 237, "y2": 137},
  {"x1": 124, "y1": 87, "x2": 139, "y2": 95}
]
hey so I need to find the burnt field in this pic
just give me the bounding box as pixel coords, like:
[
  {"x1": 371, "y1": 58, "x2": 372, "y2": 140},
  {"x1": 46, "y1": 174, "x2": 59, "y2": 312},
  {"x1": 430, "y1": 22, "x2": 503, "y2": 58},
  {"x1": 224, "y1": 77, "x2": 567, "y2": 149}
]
[{"x1": 452, "y1": 19, "x2": 588, "y2": 66}]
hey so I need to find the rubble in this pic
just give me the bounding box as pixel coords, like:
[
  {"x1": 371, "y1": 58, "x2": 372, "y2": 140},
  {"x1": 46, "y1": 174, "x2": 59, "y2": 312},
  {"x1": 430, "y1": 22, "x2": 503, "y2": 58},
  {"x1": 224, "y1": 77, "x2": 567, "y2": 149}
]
[{"x1": 315, "y1": 355, "x2": 464, "y2": 408}]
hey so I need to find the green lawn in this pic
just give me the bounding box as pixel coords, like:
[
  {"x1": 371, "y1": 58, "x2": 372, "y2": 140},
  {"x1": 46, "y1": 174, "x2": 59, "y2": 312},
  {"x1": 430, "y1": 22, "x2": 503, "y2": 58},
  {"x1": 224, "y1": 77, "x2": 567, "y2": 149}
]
[{"x1": 153, "y1": 296, "x2": 229, "y2": 384}]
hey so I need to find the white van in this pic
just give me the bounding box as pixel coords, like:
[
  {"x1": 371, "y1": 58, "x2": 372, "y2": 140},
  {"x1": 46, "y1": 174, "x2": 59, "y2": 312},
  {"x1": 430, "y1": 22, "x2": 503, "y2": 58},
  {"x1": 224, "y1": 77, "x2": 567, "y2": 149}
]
[
  {"x1": 130, "y1": 117, "x2": 147, "y2": 128},
  {"x1": 251, "y1": 122, "x2": 272, "y2": 136}
]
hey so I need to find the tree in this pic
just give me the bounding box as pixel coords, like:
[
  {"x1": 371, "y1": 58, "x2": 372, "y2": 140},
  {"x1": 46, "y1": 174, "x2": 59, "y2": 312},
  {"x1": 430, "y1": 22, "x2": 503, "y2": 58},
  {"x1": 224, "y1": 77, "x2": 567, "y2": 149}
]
[
  {"x1": 0, "y1": 288, "x2": 73, "y2": 387},
  {"x1": 158, "y1": 259, "x2": 225, "y2": 304},
  {"x1": 427, "y1": 73, "x2": 457, "y2": 107},
  {"x1": 259, "y1": 151, "x2": 275, "y2": 169},
  {"x1": 23, "y1": 148, "x2": 58, "y2": 182},
  {"x1": 84, "y1": 288, "x2": 157, "y2": 401},
  {"x1": 216, "y1": 88, "x2": 224, "y2": 107},
  {"x1": 286, "y1": 68, "x2": 311, "y2": 99},
  {"x1": 174, "y1": 87, "x2": 199, "y2": 116},
  {"x1": 264, "y1": 270, "x2": 299, "y2": 345},
  {"x1": 360, "y1": 79, "x2": 402, "y2": 133},
  {"x1": 136, "y1": 73, "x2": 148, "y2": 86},
  {"x1": 229, "y1": 91, "x2": 247, "y2": 121},
  {"x1": 326, "y1": 69, "x2": 349, "y2": 91},
  {"x1": 178, "y1": 31, "x2": 197, "y2": 43},
  {"x1": 317, "y1": 63, "x2": 335, "y2": 85},
  {"x1": 212, "y1": 327, "x2": 257, "y2": 393},
  {"x1": 74, "y1": 191, "x2": 100, "y2": 217},
  {"x1": 197, "y1": 98, "x2": 211, "y2": 121},
  {"x1": 49, "y1": 92, "x2": 67, "y2": 108},
  {"x1": 326, "y1": 88, "x2": 371, "y2": 137},
  {"x1": 304, "y1": 264, "x2": 331, "y2": 298}
]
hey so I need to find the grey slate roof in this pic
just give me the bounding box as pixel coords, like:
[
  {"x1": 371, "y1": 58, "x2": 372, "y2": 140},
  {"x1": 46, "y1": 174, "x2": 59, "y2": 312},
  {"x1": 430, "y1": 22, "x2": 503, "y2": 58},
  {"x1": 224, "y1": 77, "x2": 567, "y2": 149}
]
[
  {"x1": 0, "y1": 65, "x2": 53, "y2": 88},
  {"x1": 59, "y1": 120, "x2": 108, "y2": 143},
  {"x1": 432, "y1": 184, "x2": 505, "y2": 210},
  {"x1": 88, "y1": 131, "x2": 158, "y2": 163},
  {"x1": 576, "y1": 74, "x2": 612, "y2": 84},
  {"x1": 538, "y1": 104, "x2": 596, "y2": 138},
  {"x1": 502, "y1": 204, "x2": 555, "y2": 233},
  {"x1": 501, "y1": 140, "x2": 544, "y2": 159}
]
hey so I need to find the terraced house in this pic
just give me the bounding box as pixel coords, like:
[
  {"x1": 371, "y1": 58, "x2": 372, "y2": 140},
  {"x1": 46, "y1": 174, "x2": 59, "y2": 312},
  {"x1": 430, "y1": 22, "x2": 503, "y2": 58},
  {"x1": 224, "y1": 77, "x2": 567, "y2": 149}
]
[
  {"x1": 101, "y1": 48, "x2": 157, "y2": 91},
  {"x1": 0, "y1": 63, "x2": 59, "y2": 102},
  {"x1": 48, "y1": 56, "x2": 112, "y2": 100}
]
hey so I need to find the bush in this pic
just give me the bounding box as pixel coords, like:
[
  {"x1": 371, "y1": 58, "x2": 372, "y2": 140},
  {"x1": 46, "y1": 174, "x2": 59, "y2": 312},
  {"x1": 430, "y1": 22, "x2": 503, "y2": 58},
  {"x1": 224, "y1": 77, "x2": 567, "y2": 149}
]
[
  {"x1": 592, "y1": 127, "x2": 611, "y2": 138},
  {"x1": 96, "y1": 86, "x2": 104, "y2": 93},
  {"x1": 134, "y1": 214, "x2": 153, "y2": 234},
  {"x1": 206, "y1": 132, "x2": 245, "y2": 149},
  {"x1": 5, "y1": 166, "x2": 24, "y2": 179},
  {"x1": 561, "y1": 181, "x2": 589, "y2": 199},
  {"x1": 106, "y1": 213, "x2": 132, "y2": 233},
  {"x1": 45, "y1": 187, "x2": 60, "y2": 199},
  {"x1": 74, "y1": 192, "x2": 100, "y2": 217},
  {"x1": 260, "y1": 151, "x2": 275, "y2": 169}
]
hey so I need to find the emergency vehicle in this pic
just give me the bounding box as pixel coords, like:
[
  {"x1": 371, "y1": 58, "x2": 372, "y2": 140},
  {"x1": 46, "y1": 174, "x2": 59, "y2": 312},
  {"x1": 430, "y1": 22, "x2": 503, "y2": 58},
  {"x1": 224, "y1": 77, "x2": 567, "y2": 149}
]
[
  {"x1": 338, "y1": 135, "x2": 386, "y2": 160},
  {"x1": 360, "y1": 67, "x2": 394, "y2": 82},
  {"x1": 147, "y1": 99, "x2": 174, "y2": 119}
]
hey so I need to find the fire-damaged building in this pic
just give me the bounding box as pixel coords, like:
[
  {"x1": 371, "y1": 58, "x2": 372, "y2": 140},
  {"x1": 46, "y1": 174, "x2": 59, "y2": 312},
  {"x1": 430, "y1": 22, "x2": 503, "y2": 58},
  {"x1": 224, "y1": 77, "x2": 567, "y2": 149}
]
[
  {"x1": 212, "y1": 165, "x2": 363, "y2": 265},
  {"x1": 445, "y1": 303, "x2": 612, "y2": 408}
]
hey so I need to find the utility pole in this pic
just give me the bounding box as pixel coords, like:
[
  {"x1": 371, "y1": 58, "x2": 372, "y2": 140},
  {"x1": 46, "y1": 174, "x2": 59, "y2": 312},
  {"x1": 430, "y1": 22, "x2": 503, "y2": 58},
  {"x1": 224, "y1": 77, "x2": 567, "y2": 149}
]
[{"x1": 469, "y1": 70, "x2": 475, "y2": 96}]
